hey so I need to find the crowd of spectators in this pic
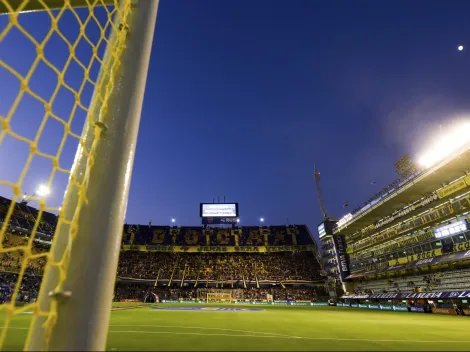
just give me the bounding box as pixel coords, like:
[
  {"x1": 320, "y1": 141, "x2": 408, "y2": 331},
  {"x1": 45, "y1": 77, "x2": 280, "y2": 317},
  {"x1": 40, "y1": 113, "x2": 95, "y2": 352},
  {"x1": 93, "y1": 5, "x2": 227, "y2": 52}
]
[
  {"x1": 0, "y1": 196, "x2": 57, "y2": 237},
  {"x1": 0, "y1": 232, "x2": 323, "y2": 305},
  {"x1": 0, "y1": 233, "x2": 48, "y2": 275},
  {"x1": 0, "y1": 198, "x2": 325, "y2": 307},
  {"x1": 113, "y1": 282, "x2": 322, "y2": 302},
  {"x1": 0, "y1": 274, "x2": 325, "y2": 305},
  {"x1": 117, "y1": 251, "x2": 323, "y2": 283},
  {"x1": 0, "y1": 272, "x2": 40, "y2": 304}
]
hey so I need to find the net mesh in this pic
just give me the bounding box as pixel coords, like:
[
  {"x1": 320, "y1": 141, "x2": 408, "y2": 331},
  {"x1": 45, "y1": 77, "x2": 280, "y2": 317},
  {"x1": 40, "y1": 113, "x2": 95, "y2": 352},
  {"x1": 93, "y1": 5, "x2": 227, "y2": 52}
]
[{"x1": 0, "y1": 0, "x2": 132, "y2": 349}]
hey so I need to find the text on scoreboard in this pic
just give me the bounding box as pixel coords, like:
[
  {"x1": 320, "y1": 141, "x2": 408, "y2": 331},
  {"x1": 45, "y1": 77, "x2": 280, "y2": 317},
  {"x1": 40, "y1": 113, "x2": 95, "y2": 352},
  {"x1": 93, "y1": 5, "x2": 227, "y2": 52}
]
[{"x1": 200, "y1": 203, "x2": 239, "y2": 218}]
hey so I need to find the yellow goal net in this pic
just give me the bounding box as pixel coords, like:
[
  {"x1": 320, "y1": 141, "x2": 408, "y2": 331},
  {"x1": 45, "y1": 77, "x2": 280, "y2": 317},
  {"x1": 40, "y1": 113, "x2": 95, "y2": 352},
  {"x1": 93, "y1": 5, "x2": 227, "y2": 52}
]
[{"x1": 0, "y1": 0, "x2": 158, "y2": 350}]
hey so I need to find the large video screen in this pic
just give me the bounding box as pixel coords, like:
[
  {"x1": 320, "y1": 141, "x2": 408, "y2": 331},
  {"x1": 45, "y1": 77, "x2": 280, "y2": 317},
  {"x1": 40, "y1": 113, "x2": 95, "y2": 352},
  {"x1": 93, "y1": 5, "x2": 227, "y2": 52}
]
[
  {"x1": 200, "y1": 203, "x2": 238, "y2": 217},
  {"x1": 318, "y1": 223, "x2": 326, "y2": 238}
]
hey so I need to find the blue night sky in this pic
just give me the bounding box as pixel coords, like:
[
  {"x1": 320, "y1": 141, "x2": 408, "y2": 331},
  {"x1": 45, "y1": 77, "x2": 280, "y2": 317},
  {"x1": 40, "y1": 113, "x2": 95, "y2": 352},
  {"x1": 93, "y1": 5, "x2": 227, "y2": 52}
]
[{"x1": 2, "y1": 0, "x2": 470, "y2": 239}]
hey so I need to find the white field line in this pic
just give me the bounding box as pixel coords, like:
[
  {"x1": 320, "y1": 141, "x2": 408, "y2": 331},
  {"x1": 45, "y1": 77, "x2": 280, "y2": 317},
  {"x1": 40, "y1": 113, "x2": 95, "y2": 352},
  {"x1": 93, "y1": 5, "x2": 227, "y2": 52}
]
[
  {"x1": 106, "y1": 329, "x2": 470, "y2": 344},
  {"x1": 109, "y1": 325, "x2": 292, "y2": 338},
  {"x1": 5, "y1": 326, "x2": 470, "y2": 344},
  {"x1": 0, "y1": 326, "x2": 292, "y2": 339},
  {"x1": 108, "y1": 330, "x2": 300, "y2": 339}
]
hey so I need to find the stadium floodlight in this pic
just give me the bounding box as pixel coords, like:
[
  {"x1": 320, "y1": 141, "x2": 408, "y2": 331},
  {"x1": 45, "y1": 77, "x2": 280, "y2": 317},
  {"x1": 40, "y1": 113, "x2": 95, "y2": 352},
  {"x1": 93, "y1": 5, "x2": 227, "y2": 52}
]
[
  {"x1": 260, "y1": 217, "x2": 264, "y2": 223},
  {"x1": 236, "y1": 218, "x2": 240, "y2": 223},
  {"x1": 171, "y1": 217, "x2": 175, "y2": 223},
  {"x1": 36, "y1": 184, "x2": 50, "y2": 198},
  {"x1": 418, "y1": 121, "x2": 470, "y2": 168}
]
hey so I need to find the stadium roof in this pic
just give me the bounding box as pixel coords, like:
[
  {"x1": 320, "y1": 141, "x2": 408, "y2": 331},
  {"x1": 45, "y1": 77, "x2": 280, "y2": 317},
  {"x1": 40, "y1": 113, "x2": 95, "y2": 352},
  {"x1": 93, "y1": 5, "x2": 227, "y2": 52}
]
[{"x1": 334, "y1": 146, "x2": 470, "y2": 236}]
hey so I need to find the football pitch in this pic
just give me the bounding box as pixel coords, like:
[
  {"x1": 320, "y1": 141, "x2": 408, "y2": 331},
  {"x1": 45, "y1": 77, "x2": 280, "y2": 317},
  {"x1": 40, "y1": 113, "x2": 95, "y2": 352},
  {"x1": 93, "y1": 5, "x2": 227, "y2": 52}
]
[{"x1": 1, "y1": 303, "x2": 470, "y2": 351}]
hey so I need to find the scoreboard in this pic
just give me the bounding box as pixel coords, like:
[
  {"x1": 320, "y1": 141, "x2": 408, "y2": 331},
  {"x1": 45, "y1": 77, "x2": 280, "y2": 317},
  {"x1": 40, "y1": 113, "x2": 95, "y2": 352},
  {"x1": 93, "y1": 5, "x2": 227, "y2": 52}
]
[
  {"x1": 200, "y1": 203, "x2": 239, "y2": 225},
  {"x1": 200, "y1": 203, "x2": 238, "y2": 217},
  {"x1": 317, "y1": 219, "x2": 336, "y2": 239}
]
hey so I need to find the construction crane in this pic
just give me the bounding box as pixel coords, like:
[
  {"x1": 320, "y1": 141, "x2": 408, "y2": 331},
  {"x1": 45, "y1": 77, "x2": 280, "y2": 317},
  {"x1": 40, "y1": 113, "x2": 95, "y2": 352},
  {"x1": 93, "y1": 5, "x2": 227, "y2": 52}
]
[{"x1": 314, "y1": 164, "x2": 333, "y2": 221}]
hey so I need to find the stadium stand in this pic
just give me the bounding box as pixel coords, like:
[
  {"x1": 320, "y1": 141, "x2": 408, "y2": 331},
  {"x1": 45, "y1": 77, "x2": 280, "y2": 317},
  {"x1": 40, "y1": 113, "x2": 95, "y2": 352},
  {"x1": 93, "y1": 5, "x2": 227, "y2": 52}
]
[
  {"x1": 117, "y1": 251, "x2": 322, "y2": 283},
  {"x1": 114, "y1": 283, "x2": 321, "y2": 303},
  {"x1": 0, "y1": 196, "x2": 56, "y2": 237},
  {"x1": 353, "y1": 268, "x2": 470, "y2": 294},
  {"x1": 333, "y1": 163, "x2": 470, "y2": 307},
  {"x1": 0, "y1": 196, "x2": 326, "y2": 305},
  {"x1": 0, "y1": 272, "x2": 40, "y2": 304}
]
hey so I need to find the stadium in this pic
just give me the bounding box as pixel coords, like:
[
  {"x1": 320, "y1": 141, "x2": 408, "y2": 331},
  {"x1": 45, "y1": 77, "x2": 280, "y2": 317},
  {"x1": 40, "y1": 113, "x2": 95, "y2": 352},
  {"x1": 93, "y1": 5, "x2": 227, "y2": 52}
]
[{"x1": 1, "y1": 1, "x2": 470, "y2": 351}]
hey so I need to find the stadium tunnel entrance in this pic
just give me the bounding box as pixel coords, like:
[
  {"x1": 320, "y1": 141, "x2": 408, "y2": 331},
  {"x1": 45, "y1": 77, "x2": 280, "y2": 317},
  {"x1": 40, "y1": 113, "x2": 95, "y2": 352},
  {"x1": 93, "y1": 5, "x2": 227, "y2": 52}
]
[{"x1": 144, "y1": 293, "x2": 158, "y2": 303}]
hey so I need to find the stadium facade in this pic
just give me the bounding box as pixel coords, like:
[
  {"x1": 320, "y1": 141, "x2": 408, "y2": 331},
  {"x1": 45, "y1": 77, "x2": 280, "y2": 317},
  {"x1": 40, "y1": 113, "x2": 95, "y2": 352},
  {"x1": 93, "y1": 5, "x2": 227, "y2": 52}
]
[{"x1": 321, "y1": 144, "x2": 470, "y2": 304}]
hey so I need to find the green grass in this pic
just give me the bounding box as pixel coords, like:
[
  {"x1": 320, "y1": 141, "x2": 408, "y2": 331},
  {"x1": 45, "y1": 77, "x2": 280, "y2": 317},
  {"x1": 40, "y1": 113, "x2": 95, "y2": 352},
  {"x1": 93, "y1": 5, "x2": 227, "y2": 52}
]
[{"x1": 1, "y1": 303, "x2": 470, "y2": 351}]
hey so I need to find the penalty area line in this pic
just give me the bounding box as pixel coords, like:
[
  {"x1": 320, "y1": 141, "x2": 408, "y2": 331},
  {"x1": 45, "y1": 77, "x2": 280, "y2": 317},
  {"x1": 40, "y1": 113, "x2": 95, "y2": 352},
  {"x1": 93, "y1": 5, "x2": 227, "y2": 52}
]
[
  {"x1": 106, "y1": 330, "x2": 470, "y2": 344},
  {"x1": 109, "y1": 325, "x2": 292, "y2": 338}
]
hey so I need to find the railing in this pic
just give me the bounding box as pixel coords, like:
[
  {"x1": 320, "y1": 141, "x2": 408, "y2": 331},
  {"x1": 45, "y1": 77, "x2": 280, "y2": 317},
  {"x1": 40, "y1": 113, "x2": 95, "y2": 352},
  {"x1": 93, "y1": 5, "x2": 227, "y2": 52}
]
[{"x1": 334, "y1": 141, "x2": 470, "y2": 234}]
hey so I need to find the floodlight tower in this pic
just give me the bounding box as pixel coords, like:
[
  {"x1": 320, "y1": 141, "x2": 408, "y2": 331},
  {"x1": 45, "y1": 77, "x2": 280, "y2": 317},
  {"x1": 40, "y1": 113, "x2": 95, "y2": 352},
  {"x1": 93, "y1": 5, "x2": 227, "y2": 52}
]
[
  {"x1": 314, "y1": 165, "x2": 346, "y2": 299},
  {"x1": 314, "y1": 164, "x2": 332, "y2": 221}
]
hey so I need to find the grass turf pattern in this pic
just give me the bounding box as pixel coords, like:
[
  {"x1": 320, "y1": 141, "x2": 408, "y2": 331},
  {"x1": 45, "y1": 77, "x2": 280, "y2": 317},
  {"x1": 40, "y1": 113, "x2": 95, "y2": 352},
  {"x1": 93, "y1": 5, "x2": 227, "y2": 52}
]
[{"x1": 1, "y1": 303, "x2": 470, "y2": 351}]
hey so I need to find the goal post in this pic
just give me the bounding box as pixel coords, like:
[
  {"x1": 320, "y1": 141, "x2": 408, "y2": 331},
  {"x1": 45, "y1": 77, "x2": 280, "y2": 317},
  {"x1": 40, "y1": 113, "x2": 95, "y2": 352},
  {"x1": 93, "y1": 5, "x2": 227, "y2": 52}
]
[
  {"x1": 0, "y1": 0, "x2": 159, "y2": 351},
  {"x1": 207, "y1": 293, "x2": 232, "y2": 303}
]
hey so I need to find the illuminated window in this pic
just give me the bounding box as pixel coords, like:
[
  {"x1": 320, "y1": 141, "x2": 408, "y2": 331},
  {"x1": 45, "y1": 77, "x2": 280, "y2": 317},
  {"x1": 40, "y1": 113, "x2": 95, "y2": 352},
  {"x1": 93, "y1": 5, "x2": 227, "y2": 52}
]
[{"x1": 434, "y1": 220, "x2": 467, "y2": 239}]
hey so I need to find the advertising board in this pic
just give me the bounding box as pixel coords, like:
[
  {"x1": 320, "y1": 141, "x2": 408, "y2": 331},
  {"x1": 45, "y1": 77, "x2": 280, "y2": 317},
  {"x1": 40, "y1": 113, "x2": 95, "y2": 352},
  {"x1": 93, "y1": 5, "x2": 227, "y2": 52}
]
[
  {"x1": 432, "y1": 308, "x2": 457, "y2": 315},
  {"x1": 410, "y1": 306, "x2": 425, "y2": 313}
]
